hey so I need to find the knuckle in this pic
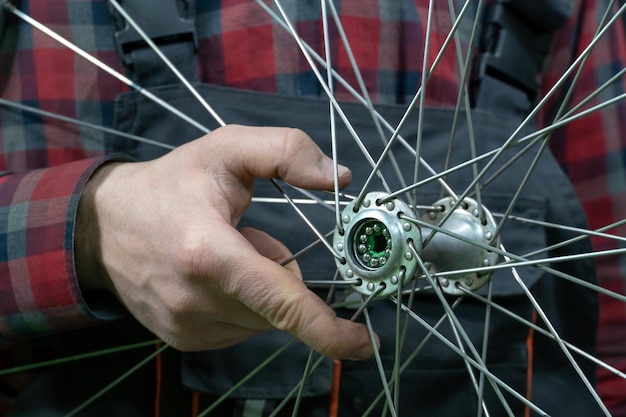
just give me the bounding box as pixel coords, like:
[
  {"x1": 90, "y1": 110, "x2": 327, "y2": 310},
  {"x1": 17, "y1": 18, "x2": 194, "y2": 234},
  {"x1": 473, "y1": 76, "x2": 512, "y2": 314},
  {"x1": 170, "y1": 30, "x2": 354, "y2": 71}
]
[
  {"x1": 267, "y1": 292, "x2": 308, "y2": 333},
  {"x1": 275, "y1": 128, "x2": 310, "y2": 178},
  {"x1": 176, "y1": 232, "x2": 216, "y2": 276}
]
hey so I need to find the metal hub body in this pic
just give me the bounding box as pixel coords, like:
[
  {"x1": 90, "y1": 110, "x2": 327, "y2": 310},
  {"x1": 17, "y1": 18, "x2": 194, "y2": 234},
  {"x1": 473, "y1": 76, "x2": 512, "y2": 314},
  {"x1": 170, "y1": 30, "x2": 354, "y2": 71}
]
[
  {"x1": 420, "y1": 197, "x2": 500, "y2": 296},
  {"x1": 333, "y1": 193, "x2": 499, "y2": 298},
  {"x1": 333, "y1": 192, "x2": 422, "y2": 298}
]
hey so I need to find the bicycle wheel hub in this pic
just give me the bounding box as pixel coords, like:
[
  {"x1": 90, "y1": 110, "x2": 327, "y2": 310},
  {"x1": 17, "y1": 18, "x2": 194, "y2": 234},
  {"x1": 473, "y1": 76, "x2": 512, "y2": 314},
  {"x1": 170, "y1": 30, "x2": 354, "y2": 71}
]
[
  {"x1": 333, "y1": 193, "x2": 500, "y2": 298},
  {"x1": 420, "y1": 196, "x2": 500, "y2": 296},
  {"x1": 333, "y1": 192, "x2": 422, "y2": 298}
]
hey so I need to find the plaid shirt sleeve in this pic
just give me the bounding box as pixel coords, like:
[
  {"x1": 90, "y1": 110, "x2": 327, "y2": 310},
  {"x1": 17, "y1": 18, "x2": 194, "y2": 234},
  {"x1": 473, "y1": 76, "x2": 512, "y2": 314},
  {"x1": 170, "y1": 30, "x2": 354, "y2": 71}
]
[
  {"x1": 0, "y1": 156, "x2": 123, "y2": 342},
  {"x1": 543, "y1": 0, "x2": 626, "y2": 413}
]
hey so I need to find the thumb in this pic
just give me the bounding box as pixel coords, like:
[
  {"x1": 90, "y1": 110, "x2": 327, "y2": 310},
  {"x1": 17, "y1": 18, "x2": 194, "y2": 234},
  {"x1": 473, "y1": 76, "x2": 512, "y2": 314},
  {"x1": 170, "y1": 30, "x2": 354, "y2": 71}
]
[{"x1": 223, "y1": 238, "x2": 378, "y2": 360}]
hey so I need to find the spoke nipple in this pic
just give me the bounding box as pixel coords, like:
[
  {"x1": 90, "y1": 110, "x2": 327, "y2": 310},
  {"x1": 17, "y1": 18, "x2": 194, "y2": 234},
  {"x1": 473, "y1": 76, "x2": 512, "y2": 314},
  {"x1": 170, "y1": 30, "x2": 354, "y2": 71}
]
[
  {"x1": 403, "y1": 222, "x2": 412, "y2": 231},
  {"x1": 386, "y1": 201, "x2": 395, "y2": 211}
]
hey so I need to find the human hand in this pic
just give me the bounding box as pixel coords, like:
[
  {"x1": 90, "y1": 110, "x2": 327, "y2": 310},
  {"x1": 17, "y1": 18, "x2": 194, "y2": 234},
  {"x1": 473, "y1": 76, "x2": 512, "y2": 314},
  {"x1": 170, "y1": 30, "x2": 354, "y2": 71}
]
[{"x1": 75, "y1": 125, "x2": 378, "y2": 360}]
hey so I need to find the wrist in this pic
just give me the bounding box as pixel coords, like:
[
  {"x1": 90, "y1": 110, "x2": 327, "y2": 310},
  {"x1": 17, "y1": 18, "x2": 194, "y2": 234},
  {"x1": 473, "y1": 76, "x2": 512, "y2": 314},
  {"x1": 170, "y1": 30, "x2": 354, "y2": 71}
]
[{"x1": 74, "y1": 162, "x2": 121, "y2": 293}]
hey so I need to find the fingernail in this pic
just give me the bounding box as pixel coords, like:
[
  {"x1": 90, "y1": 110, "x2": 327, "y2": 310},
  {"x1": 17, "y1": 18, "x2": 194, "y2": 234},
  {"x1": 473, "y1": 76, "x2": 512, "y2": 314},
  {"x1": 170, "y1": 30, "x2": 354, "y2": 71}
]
[{"x1": 320, "y1": 156, "x2": 351, "y2": 181}]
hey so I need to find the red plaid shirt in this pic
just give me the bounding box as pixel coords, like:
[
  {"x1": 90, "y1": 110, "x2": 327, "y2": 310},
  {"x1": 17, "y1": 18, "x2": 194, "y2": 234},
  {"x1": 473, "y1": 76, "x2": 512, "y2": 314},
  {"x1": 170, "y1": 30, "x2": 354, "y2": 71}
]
[{"x1": 0, "y1": 0, "x2": 625, "y2": 414}]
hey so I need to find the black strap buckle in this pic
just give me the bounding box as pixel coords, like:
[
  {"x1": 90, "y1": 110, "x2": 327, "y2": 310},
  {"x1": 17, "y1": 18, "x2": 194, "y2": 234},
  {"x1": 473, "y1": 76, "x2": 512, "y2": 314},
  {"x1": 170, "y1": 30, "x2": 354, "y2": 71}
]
[
  {"x1": 0, "y1": 0, "x2": 19, "y2": 41},
  {"x1": 470, "y1": 1, "x2": 554, "y2": 106},
  {"x1": 111, "y1": 0, "x2": 197, "y2": 66}
]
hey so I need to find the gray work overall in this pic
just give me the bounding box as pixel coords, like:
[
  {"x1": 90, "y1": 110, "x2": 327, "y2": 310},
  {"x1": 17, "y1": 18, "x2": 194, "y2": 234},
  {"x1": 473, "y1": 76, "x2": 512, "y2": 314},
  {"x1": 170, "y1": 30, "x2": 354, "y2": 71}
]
[{"x1": 5, "y1": 1, "x2": 598, "y2": 416}]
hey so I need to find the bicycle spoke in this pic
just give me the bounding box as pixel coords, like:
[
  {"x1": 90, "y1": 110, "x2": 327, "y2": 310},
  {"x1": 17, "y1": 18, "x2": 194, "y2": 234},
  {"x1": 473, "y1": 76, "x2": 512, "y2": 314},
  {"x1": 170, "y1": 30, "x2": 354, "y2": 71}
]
[
  {"x1": 403, "y1": 209, "x2": 626, "y2": 306},
  {"x1": 363, "y1": 297, "x2": 464, "y2": 417},
  {"x1": 267, "y1": 353, "x2": 328, "y2": 417},
  {"x1": 350, "y1": 285, "x2": 385, "y2": 322},
  {"x1": 498, "y1": 216, "x2": 626, "y2": 253},
  {"x1": 325, "y1": 0, "x2": 409, "y2": 193},
  {"x1": 3, "y1": 3, "x2": 210, "y2": 134},
  {"x1": 412, "y1": 0, "x2": 435, "y2": 210},
  {"x1": 267, "y1": 0, "x2": 393, "y2": 193},
  {"x1": 108, "y1": 0, "x2": 225, "y2": 126},
  {"x1": 452, "y1": 1, "x2": 626, "y2": 208},
  {"x1": 411, "y1": 243, "x2": 515, "y2": 416},
  {"x1": 290, "y1": 350, "x2": 315, "y2": 417},
  {"x1": 385, "y1": 3, "x2": 626, "y2": 210},
  {"x1": 282, "y1": 230, "x2": 335, "y2": 267},
  {"x1": 363, "y1": 304, "x2": 397, "y2": 417},
  {"x1": 506, "y1": 246, "x2": 611, "y2": 416},
  {"x1": 271, "y1": 180, "x2": 344, "y2": 261},
  {"x1": 257, "y1": 0, "x2": 461, "y2": 202},
  {"x1": 432, "y1": 247, "x2": 626, "y2": 281},
  {"x1": 443, "y1": 0, "x2": 484, "y2": 215},
  {"x1": 393, "y1": 299, "x2": 550, "y2": 416},
  {"x1": 320, "y1": 0, "x2": 343, "y2": 233},
  {"x1": 0, "y1": 340, "x2": 158, "y2": 376},
  {"x1": 66, "y1": 343, "x2": 170, "y2": 417},
  {"x1": 0, "y1": 99, "x2": 175, "y2": 151},
  {"x1": 393, "y1": 269, "x2": 405, "y2": 413},
  {"x1": 461, "y1": 288, "x2": 626, "y2": 381},
  {"x1": 197, "y1": 338, "x2": 299, "y2": 417},
  {"x1": 488, "y1": 1, "x2": 623, "y2": 242},
  {"x1": 386, "y1": 84, "x2": 626, "y2": 198}
]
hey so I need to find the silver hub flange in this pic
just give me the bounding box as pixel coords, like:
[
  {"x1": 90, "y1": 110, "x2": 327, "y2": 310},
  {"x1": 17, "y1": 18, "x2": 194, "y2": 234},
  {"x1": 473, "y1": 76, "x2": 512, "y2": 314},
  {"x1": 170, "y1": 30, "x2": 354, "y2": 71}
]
[
  {"x1": 420, "y1": 196, "x2": 500, "y2": 296},
  {"x1": 333, "y1": 192, "x2": 422, "y2": 298}
]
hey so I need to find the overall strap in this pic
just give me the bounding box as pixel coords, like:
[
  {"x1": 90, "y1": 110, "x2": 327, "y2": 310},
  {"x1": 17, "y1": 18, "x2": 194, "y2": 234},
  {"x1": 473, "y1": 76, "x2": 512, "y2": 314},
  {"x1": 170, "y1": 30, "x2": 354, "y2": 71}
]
[
  {"x1": 0, "y1": 0, "x2": 20, "y2": 92},
  {"x1": 109, "y1": 0, "x2": 198, "y2": 87},
  {"x1": 470, "y1": 0, "x2": 574, "y2": 113}
]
